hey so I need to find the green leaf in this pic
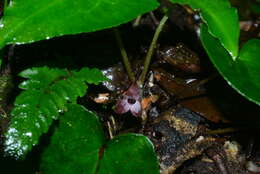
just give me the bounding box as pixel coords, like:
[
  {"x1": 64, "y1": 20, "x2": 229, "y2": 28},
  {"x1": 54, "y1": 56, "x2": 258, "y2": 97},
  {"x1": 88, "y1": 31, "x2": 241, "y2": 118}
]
[
  {"x1": 169, "y1": 0, "x2": 239, "y2": 59},
  {"x1": 200, "y1": 24, "x2": 260, "y2": 105},
  {"x1": 41, "y1": 105, "x2": 159, "y2": 174},
  {"x1": 238, "y1": 39, "x2": 260, "y2": 91},
  {"x1": 98, "y1": 134, "x2": 159, "y2": 174},
  {"x1": 40, "y1": 104, "x2": 106, "y2": 174},
  {"x1": 0, "y1": 0, "x2": 159, "y2": 49},
  {"x1": 4, "y1": 67, "x2": 106, "y2": 158}
]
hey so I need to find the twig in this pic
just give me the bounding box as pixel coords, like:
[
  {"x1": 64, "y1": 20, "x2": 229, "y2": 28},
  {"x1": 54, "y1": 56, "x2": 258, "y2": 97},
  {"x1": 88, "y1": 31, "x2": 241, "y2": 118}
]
[
  {"x1": 107, "y1": 121, "x2": 114, "y2": 139},
  {"x1": 206, "y1": 127, "x2": 239, "y2": 135},
  {"x1": 149, "y1": 12, "x2": 159, "y2": 25}
]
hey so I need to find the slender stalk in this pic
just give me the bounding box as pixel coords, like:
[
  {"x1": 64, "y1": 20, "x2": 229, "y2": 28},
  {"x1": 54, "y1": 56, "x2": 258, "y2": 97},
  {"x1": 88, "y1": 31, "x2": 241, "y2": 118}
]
[
  {"x1": 114, "y1": 29, "x2": 135, "y2": 82},
  {"x1": 149, "y1": 12, "x2": 159, "y2": 25},
  {"x1": 138, "y1": 15, "x2": 168, "y2": 86},
  {"x1": 133, "y1": 15, "x2": 142, "y2": 27},
  {"x1": 3, "y1": 0, "x2": 8, "y2": 14},
  {"x1": 107, "y1": 121, "x2": 114, "y2": 139}
]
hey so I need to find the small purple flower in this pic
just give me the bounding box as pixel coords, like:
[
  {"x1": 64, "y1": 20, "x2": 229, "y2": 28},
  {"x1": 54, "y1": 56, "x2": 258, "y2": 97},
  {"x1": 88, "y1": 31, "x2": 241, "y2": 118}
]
[{"x1": 115, "y1": 83, "x2": 142, "y2": 116}]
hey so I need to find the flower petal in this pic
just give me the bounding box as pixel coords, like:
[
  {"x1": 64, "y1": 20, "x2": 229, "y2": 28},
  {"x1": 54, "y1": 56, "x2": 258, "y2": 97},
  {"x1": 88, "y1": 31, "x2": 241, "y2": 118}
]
[
  {"x1": 130, "y1": 101, "x2": 142, "y2": 116},
  {"x1": 125, "y1": 83, "x2": 141, "y2": 100}
]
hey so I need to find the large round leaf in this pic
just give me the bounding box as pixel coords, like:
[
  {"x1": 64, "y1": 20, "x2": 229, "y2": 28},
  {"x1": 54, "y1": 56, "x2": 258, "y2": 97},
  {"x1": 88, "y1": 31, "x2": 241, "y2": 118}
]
[
  {"x1": 41, "y1": 104, "x2": 159, "y2": 174},
  {"x1": 0, "y1": 0, "x2": 159, "y2": 49},
  {"x1": 98, "y1": 134, "x2": 159, "y2": 174},
  {"x1": 40, "y1": 104, "x2": 106, "y2": 174},
  {"x1": 200, "y1": 24, "x2": 260, "y2": 105},
  {"x1": 170, "y1": 0, "x2": 239, "y2": 59}
]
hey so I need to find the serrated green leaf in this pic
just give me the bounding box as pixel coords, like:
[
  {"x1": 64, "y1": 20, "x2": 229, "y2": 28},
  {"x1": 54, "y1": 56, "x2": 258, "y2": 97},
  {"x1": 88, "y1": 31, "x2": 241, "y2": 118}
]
[
  {"x1": 4, "y1": 67, "x2": 106, "y2": 158},
  {"x1": 40, "y1": 104, "x2": 106, "y2": 174},
  {"x1": 41, "y1": 105, "x2": 159, "y2": 174},
  {"x1": 97, "y1": 134, "x2": 159, "y2": 174},
  {"x1": 170, "y1": 0, "x2": 239, "y2": 59},
  {"x1": 200, "y1": 24, "x2": 260, "y2": 105},
  {"x1": 0, "y1": 0, "x2": 159, "y2": 49}
]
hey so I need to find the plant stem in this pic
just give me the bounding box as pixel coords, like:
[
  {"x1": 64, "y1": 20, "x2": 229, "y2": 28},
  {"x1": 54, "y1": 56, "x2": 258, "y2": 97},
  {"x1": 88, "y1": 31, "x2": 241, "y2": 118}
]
[
  {"x1": 149, "y1": 12, "x2": 159, "y2": 25},
  {"x1": 3, "y1": 0, "x2": 8, "y2": 14},
  {"x1": 138, "y1": 15, "x2": 168, "y2": 86},
  {"x1": 114, "y1": 29, "x2": 135, "y2": 82},
  {"x1": 133, "y1": 15, "x2": 142, "y2": 27}
]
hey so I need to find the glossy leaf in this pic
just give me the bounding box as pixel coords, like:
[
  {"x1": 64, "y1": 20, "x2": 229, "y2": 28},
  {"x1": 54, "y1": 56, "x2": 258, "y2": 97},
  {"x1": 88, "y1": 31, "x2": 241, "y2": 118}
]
[
  {"x1": 41, "y1": 105, "x2": 159, "y2": 174},
  {"x1": 0, "y1": 0, "x2": 159, "y2": 49},
  {"x1": 200, "y1": 24, "x2": 260, "y2": 105},
  {"x1": 170, "y1": 0, "x2": 239, "y2": 59},
  {"x1": 97, "y1": 134, "x2": 159, "y2": 174},
  {"x1": 4, "y1": 67, "x2": 106, "y2": 158},
  {"x1": 40, "y1": 104, "x2": 106, "y2": 174}
]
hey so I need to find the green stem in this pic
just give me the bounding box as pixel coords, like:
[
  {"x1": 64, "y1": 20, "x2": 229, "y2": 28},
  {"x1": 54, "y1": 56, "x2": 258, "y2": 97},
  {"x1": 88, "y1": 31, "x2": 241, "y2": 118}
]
[
  {"x1": 138, "y1": 15, "x2": 168, "y2": 86},
  {"x1": 4, "y1": 0, "x2": 8, "y2": 14},
  {"x1": 114, "y1": 29, "x2": 135, "y2": 82},
  {"x1": 133, "y1": 15, "x2": 142, "y2": 27}
]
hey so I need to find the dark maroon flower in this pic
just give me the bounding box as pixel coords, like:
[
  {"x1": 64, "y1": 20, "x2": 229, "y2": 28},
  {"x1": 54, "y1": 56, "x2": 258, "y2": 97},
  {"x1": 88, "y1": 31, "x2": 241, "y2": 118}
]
[{"x1": 115, "y1": 83, "x2": 142, "y2": 116}]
